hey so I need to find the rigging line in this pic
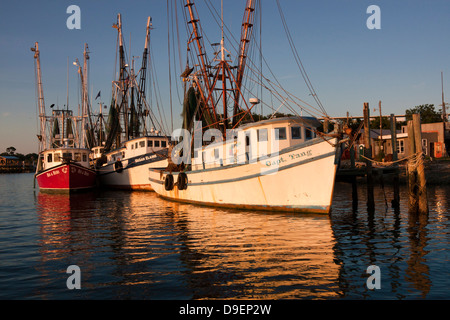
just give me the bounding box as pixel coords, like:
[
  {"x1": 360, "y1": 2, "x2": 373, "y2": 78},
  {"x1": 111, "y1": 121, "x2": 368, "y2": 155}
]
[
  {"x1": 241, "y1": 53, "x2": 326, "y2": 118},
  {"x1": 276, "y1": 0, "x2": 321, "y2": 109},
  {"x1": 275, "y1": 0, "x2": 328, "y2": 116},
  {"x1": 259, "y1": 0, "x2": 263, "y2": 116},
  {"x1": 149, "y1": 45, "x2": 169, "y2": 135},
  {"x1": 167, "y1": 0, "x2": 173, "y2": 133},
  {"x1": 170, "y1": 0, "x2": 183, "y2": 106}
]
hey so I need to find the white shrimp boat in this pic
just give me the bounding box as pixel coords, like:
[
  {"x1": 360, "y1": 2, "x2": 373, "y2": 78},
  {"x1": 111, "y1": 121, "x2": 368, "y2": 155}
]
[
  {"x1": 148, "y1": 0, "x2": 344, "y2": 213},
  {"x1": 94, "y1": 15, "x2": 170, "y2": 190},
  {"x1": 96, "y1": 135, "x2": 169, "y2": 190},
  {"x1": 149, "y1": 117, "x2": 340, "y2": 213}
]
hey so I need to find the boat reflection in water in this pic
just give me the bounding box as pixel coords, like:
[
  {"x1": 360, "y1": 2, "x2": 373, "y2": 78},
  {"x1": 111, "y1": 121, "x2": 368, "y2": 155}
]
[{"x1": 34, "y1": 190, "x2": 340, "y2": 299}]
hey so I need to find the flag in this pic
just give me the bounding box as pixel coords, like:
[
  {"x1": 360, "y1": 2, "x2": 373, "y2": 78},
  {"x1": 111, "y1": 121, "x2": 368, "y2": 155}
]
[{"x1": 95, "y1": 91, "x2": 101, "y2": 100}]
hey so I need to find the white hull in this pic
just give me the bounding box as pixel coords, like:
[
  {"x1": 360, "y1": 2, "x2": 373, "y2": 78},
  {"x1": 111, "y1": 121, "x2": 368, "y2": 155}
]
[
  {"x1": 148, "y1": 137, "x2": 339, "y2": 214},
  {"x1": 99, "y1": 154, "x2": 168, "y2": 191}
]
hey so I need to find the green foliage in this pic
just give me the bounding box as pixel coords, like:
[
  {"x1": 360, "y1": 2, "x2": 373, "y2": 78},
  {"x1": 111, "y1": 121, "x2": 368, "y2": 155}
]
[{"x1": 405, "y1": 104, "x2": 442, "y2": 123}]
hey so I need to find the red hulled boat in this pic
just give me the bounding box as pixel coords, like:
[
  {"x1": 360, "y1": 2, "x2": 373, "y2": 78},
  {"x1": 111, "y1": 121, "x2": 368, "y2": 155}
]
[
  {"x1": 35, "y1": 148, "x2": 96, "y2": 192},
  {"x1": 32, "y1": 42, "x2": 97, "y2": 192}
]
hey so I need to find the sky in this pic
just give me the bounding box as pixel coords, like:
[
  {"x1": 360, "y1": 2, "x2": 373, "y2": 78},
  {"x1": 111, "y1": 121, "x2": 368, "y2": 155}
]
[{"x1": 1, "y1": 0, "x2": 450, "y2": 154}]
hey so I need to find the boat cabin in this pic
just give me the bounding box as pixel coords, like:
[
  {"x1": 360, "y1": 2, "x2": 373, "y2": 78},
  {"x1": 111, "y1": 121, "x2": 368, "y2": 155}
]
[
  {"x1": 105, "y1": 135, "x2": 169, "y2": 164},
  {"x1": 37, "y1": 148, "x2": 91, "y2": 171},
  {"x1": 191, "y1": 117, "x2": 320, "y2": 170},
  {"x1": 91, "y1": 146, "x2": 105, "y2": 160}
]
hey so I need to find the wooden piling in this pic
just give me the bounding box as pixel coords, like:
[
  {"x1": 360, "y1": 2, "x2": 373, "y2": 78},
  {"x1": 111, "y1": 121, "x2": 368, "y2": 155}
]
[
  {"x1": 363, "y1": 102, "x2": 375, "y2": 212},
  {"x1": 407, "y1": 114, "x2": 428, "y2": 214},
  {"x1": 390, "y1": 114, "x2": 400, "y2": 208},
  {"x1": 412, "y1": 114, "x2": 428, "y2": 214},
  {"x1": 407, "y1": 120, "x2": 418, "y2": 212}
]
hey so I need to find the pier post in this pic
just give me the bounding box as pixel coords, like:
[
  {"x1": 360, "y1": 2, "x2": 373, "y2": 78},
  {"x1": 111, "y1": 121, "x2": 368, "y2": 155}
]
[
  {"x1": 363, "y1": 102, "x2": 375, "y2": 212},
  {"x1": 412, "y1": 114, "x2": 428, "y2": 214},
  {"x1": 407, "y1": 114, "x2": 428, "y2": 214},
  {"x1": 407, "y1": 120, "x2": 418, "y2": 212},
  {"x1": 390, "y1": 114, "x2": 400, "y2": 208}
]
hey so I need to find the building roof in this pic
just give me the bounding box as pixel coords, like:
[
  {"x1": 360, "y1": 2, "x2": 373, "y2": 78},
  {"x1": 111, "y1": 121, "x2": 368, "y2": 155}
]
[{"x1": 0, "y1": 155, "x2": 19, "y2": 160}]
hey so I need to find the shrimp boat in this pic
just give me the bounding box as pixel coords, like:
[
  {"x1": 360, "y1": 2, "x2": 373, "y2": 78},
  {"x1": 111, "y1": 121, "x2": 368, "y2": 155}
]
[
  {"x1": 32, "y1": 42, "x2": 96, "y2": 192},
  {"x1": 95, "y1": 15, "x2": 169, "y2": 190},
  {"x1": 148, "y1": 0, "x2": 344, "y2": 214}
]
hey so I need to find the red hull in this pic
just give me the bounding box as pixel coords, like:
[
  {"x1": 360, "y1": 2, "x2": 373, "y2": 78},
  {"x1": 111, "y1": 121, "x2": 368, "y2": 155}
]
[{"x1": 36, "y1": 162, "x2": 96, "y2": 192}]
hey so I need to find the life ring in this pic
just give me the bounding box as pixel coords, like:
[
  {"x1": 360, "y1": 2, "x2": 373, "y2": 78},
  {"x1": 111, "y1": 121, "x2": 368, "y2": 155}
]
[
  {"x1": 177, "y1": 172, "x2": 188, "y2": 190},
  {"x1": 164, "y1": 174, "x2": 174, "y2": 191},
  {"x1": 114, "y1": 160, "x2": 123, "y2": 173}
]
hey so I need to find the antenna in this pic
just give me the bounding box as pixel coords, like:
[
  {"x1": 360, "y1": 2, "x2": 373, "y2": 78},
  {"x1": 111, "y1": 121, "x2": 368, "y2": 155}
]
[
  {"x1": 66, "y1": 56, "x2": 69, "y2": 110},
  {"x1": 442, "y1": 71, "x2": 447, "y2": 122}
]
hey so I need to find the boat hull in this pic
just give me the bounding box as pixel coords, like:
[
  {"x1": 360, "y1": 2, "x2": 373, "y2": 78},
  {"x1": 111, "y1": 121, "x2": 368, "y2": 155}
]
[
  {"x1": 148, "y1": 137, "x2": 340, "y2": 214},
  {"x1": 98, "y1": 154, "x2": 168, "y2": 191},
  {"x1": 36, "y1": 162, "x2": 97, "y2": 192}
]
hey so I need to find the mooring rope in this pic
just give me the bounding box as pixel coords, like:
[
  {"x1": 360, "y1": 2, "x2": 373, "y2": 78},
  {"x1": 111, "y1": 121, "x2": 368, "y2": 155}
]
[{"x1": 359, "y1": 151, "x2": 423, "y2": 167}]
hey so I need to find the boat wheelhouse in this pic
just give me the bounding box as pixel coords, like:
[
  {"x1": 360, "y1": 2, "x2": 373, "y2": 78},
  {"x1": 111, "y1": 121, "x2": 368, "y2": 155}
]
[{"x1": 97, "y1": 134, "x2": 169, "y2": 190}]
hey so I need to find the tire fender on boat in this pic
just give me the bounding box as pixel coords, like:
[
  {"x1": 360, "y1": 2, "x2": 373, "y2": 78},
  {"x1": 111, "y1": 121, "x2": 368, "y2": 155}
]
[
  {"x1": 177, "y1": 172, "x2": 188, "y2": 190},
  {"x1": 164, "y1": 174, "x2": 174, "y2": 191},
  {"x1": 114, "y1": 160, "x2": 123, "y2": 173}
]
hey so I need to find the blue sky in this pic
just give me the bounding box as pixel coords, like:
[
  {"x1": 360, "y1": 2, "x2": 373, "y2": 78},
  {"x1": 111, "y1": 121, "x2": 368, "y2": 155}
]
[{"x1": 1, "y1": 0, "x2": 450, "y2": 154}]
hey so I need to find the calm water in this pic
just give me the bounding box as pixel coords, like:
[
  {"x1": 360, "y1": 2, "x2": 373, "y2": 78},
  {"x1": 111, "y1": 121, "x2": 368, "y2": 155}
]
[{"x1": 0, "y1": 173, "x2": 449, "y2": 300}]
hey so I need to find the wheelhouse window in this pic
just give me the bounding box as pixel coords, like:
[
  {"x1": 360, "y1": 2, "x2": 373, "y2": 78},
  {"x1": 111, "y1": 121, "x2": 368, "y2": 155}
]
[
  {"x1": 82, "y1": 153, "x2": 87, "y2": 162},
  {"x1": 291, "y1": 127, "x2": 302, "y2": 139},
  {"x1": 161, "y1": 141, "x2": 167, "y2": 148},
  {"x1": 54, "y1": 153, "x2": 61, "y2": 162},
  {"x1": 139, "y1": 141, "x2": 145, "y2": 148},
  {"x1": 305, "y1": 128, "x2": 313, "y2": 140},
  {"x1": 148, "y1": 140, "x2": 153, "y2": 147},
  {"x1": 257, "y1": 128, "x2": 268, "y2": 142},
  {"x1": 275, "y1": 127, "x2": 287, "y2": 140},
  {"x1": 47, "y1": 153, "x2": 52, "y2": 163},
  {"x1": 155, "y1": 140, "x2": 160, "y2": 147},
  {"x1": 74, "y1": 153, "x2": 81, "y2": 162}
]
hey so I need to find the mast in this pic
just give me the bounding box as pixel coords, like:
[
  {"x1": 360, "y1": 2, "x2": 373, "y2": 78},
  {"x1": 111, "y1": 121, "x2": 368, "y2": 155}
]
[
  {"x1": 31, "y1": 42, "x2": 47, "y2": 151},
  {"x1": 184, "y1": 0, "x2": 218, "y2": 127},
  {"x1": 136, "y1": 16, "x2": 152, "y2": 136},
  {"x1": 442, "y1": 71, "x2": 447, "y2": 122},
  {"x1": 233, "y1": 0, "x2": 257, "y2": 126}
]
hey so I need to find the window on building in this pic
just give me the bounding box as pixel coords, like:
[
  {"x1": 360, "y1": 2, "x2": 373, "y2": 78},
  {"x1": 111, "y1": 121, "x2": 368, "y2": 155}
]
[
  {"x1": 291, "y1": 127, "x2": 302, "y2": 139},
  {"x1": 275, "y1": 127, "x2": 287, "y2": 140},
  {"x1": 421, "y1": 139, "x2": 428, "y2": 155},
  {"x1": 396, "y1": 140, "x2": 405, "y2": 154}
]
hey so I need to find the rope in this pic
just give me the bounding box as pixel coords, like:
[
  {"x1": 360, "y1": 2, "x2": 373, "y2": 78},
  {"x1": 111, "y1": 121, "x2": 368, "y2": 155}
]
[{"x1": 360, "y1": 151, "x2": 423, "y2": 167}]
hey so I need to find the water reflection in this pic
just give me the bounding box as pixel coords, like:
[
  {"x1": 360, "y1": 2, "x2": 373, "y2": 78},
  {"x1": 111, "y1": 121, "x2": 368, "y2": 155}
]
[
  {"x1": 34, "y1": 190, "x2": 340, "y2": 299},
  {"x1": 329, "y1": 182, "x2": 450, "y2": 299},
  {"x1": 30, "y1": 181, "x2": 450, "y2": 299}
]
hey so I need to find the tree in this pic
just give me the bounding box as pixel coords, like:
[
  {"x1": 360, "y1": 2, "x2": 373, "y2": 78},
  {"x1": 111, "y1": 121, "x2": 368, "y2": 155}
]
[
  {"x1": 6, "y1": 146, "x2": 16, "y2": 155},
  {"x1": 405, "y1": 104, "x2": 442, "y2": 123}
]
